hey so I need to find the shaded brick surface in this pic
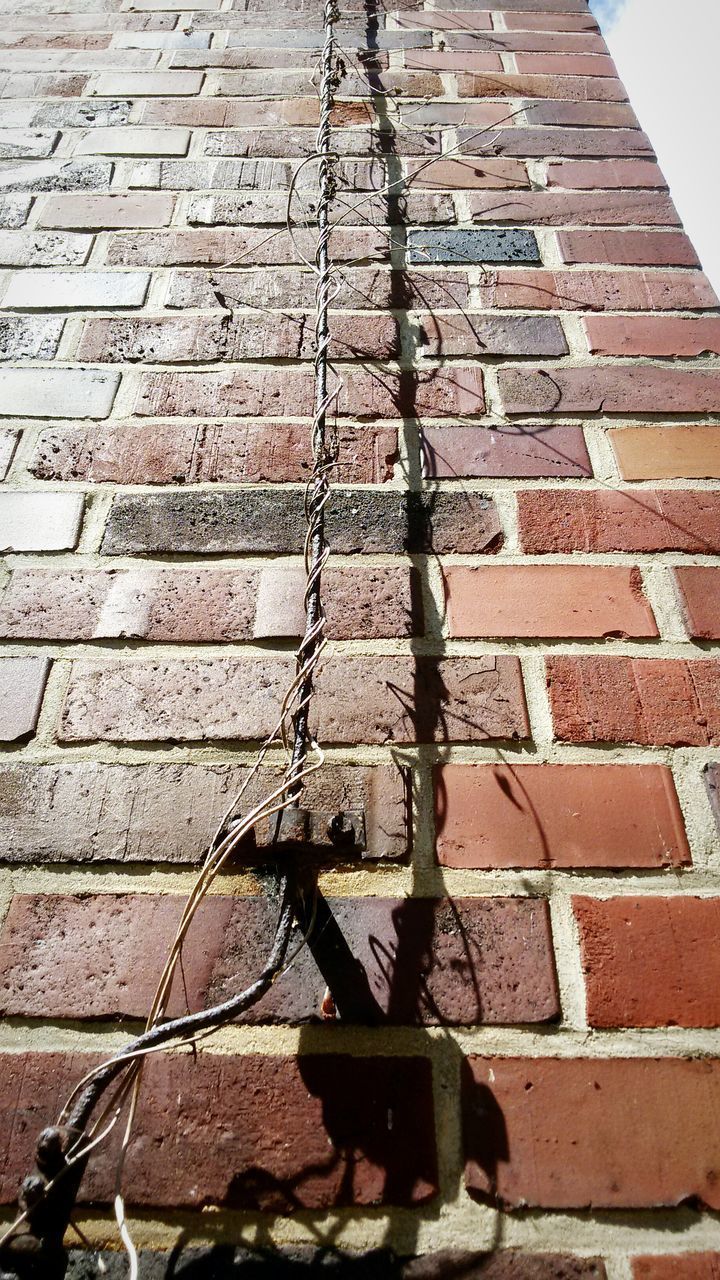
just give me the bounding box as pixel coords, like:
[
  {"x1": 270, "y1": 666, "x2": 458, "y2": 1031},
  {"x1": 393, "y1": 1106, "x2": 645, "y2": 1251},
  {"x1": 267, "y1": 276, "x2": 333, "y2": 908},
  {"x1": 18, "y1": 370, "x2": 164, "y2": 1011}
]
[
  {"x1": 0, "y1": 1052, "x2": 438, "y2": 1210},
  {"x1": 0, "y1": 894, "x2": 559, "y2": 1026},
  {"x1": 463, "y1": 1057, "x2": 720, "y2": 1210},
  {"x1": 0, "y1": 657, "x2": 50, "y2": 742},
  {"x1": 434, "y1": 764, "x2": 690, "y2": 870},
  {"x1": 421, "y1": 424, "x2": 590, "y2": 478}
]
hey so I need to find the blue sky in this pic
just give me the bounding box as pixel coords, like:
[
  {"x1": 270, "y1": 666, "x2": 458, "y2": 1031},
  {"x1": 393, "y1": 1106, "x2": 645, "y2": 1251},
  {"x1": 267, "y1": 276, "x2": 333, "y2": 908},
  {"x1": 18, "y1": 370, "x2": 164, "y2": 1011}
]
[{"x1": 589, "y1": 0, "x2": 720, "y2": 293}]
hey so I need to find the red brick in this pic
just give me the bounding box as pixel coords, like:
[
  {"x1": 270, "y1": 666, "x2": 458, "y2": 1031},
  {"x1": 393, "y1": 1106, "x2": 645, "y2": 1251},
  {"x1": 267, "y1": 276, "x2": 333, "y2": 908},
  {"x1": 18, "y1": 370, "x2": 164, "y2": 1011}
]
[
  {"x1": 168, "y1": 266, "x2": 469, "y2": 311},
  {"x1": 514, "y1": 52, "x2": 617, "y2": 75},
  {"x1": 407, "y1": 156, "x2": 529, "y2": 189},
  {"x1": 457, "y1": 73, "x2": 628, "y2": 101},
  {"x1": 502, "y1": 13, "x2": 602, "y2": 30},
  {"x1": 36, "y1": 192, "x2": 175, "y2": 228},
  {"x1": 468, "y1": 190, "x2": 680, "y2": 225},
  {"x1": 547, "y1": 656, "x2": 720, "y2": 747},
  {"x1": 498, "y1": 367, "x2": 720, "y2": 414},
  {"x1": 434, "y1": 763, "x2": 690, "y2": 870},
  {"x1": 463, "y1": 1057, "x2": 720, "y2": 1210},
  {"x1": 422, "y1": 423, "x2": 589, "y2": 478},
  {"x1": 0, "y1": 893, "x2": 559, "y2": 1026},
  {"x1": 0, "y1": 1052, "x2": 437, "y2": 1210},
  {"x1": 78, "y1": 312, "x2": 400, "y2": 362},
  {"x1": 104, "y1": 225, "x2": 390, "y2": 266},
  {"x1": 450, "y1": 32, "x2": 607, "y2": 53},
  {"x1": 405, "y1": 51, "x2": 504, "y2": 72},
  {"x1": 417, "y1": 313, "x2": 567, "y2": 358},
  {"x1": 30, "y1": 422, "x2": 397, "y2": 485},
  {"x1": 559, "y1": 230, "x2": 699, "y2": 266},
  {"x1": 585, "y1": 316, "x2": 720, "y2": 356},
  {"x1": 0, "y1": 657, "x2": 50, "y2": 742},
  {"x1": 395, "y1": 9, "x2": 493, "y2": 29},
  {"x1": 476, "y1": 269, "x2": 716, "y2": 311},
  {"x1": 610, "y1": 426, "x2": 720, "y2": 480},
  {"x1": 524, "y1": 99, "x2": 638, "y2": 126},
  {"x1": 575, "y1": 896, "x2": 720, "y2": 1029},
  {"x1": 632, "y1": 1256, "x2": 720, "y2": 1280},
  {"x1": 547, "y1": 158, "x2": 665, "y2": 187},
  {"x1": 0, "y1": 761, "x2": 408, "y2": 864},
  {"x1": 458, "y1": 126, "x2": 652, "y2": 157},
  {"x1": 674, "y1": 568, "x2": 720, "y2": 640},
  {"x1": 0, "y1": 564, "x2": 417, "y2": 642},
  {"x1": 444, "y1": 565, "x2": 656, "y2": 639},
  {"x1": 134, "y1": 367, "x2": 485, "y2": 419},
  {"x1": 142, "y1": 96, "x2": 322, "y2": 126},
  {"x1": 518, "y1": 489, "x2": 720, "y2": 554},
  {"x1": 59, "y1": 655, "x2": 529, "y2": 744}
]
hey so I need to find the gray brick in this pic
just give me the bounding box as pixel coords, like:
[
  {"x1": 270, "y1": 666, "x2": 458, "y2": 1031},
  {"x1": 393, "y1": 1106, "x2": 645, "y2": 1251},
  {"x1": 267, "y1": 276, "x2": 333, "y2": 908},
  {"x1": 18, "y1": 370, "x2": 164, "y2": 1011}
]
[
  {"x1": 30, "y1": 100, "x2": 132, "y2": 128},
  {"x1": 112, "y1": 31, "x2": 211, "y2": 48},
  {"x1": 407, "y1": 227, "x2": 540, "y2": 265},
  {"x1": 0, "y1": 159, "x2": 112, "y2": 192},
  {"x1": 0, "y1": 194, "x2": 31, "y2": 227},
  {"x1": 0, "y1": 315, "x2": 64, "y2": 359},
  {"x1": 186, "y1": 189, "x2": 455, "y2": 226},
  {"x1": 102, "y1": 489, "x2": 502, "y2": 556},
  {"x1": 0, "y1": 367, "x2": 119, "y2": 417},
  {"x1": 0, "y1": 128, "x2": 59, "y2": 158},
  {"x1": 0, "y1": 231, "x2": 92, "y2": 266},
  {"x1": 2, "y1": 269, "x2": 149, "y2": 308},
  {"x1": 0, "y1": 492, "x2": 84, "y2": 550}
]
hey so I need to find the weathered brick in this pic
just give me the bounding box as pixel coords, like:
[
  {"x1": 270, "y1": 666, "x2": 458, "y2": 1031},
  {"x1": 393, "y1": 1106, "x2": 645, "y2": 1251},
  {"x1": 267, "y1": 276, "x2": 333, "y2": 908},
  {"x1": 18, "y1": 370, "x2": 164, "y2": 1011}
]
[
  {"x1": 407, "y1": 228, "x2": 539, "y2": 264},
  {"x1": 0, "y1": 427, "x2": 17, "y2": 478},
  {"x1": 559, "y1": 230, "x2": 699, "y2": 266},
  {"x1": 104, "y1": 226, "x2": 390, "y2": 266},
  {"x1": 78, "y1": 312, "x2": 400, "y2": 362},
  {"x1": 0, "y1": 366, "x2": 118, "y2": 417},
  {"x1": 406, "y1": 156, "x2": 529, "y2": 189},
  {"x1": 3, "y1": 268, "x2": 149, "y2": 307},
  {"x1": 207, "y1": 69, "x2": 442, "y2": 98},
  {"x1": 518, "y1": 490, "x2": 720, "y2": 554},
  {"x1": 201, "y1": 125, "x2": 436, "y2": 156},
  {"x1": 458, "y1": 125, "x2": 651, "y2": 156},
  {"x1": 524, "y1": 100, "x2": 638, "y2": 126},
  {"x1": 166, "y1": 265, "x2": 469, "y2": 312},
  {"x1": 499, "y1": 367, "x2": 720, "y2": 414},
  {"x1": 59, "y1": 654, "x2": 528, "y2": 744},
  {"x1": 503, "y1": 12, "x2": 600, "y2": 30},
  {"x1": 422, "y1": 423, "x2": 590, "y2": 477},
  {"x1": 456, "y1": 73, "x2": 628, "y2": 101},
  {"x1": 30, "y1": 422, "x2": 398, "y2": 485},
  {"x1": 575, "y1": 896, "x2": 720, "y2": 1029},
  {"x1": 434, "y1": 763, "x2": 690, "y2": 870},
  {"x1": 444, "y1": 565, "x2": 657, "y2": 638},
  {"x1": 514, "y1": 52, "x2": 617, "y2": 75},
  {"x1": 0, "y1": 893, "x2": 559, "y2": 1025},
  {"x1": 403, "y1": 51, "x2": 504, "y2": 72},
  {"x1": 0, "y1": 158, "x2": 112, "y2": 191},
  {"x1": 0, "y1": 657, "x2": 50, "y2": 742},
  {"x1": 548, "y1": 157, "x2": 665, "y2": 187},
  {"x1": 632, "y1": 1258, "x2": 720, "y2": 1280},
  {"x1": 0, "y1": 193, "x2": 31, "y2": 227},
  {"x1": 134, "y1": 366, "x2": 485, "y2": 419},
  {"x1": 417, "y1": 313, "x2": 568, "y2": 358},
  {"x1": 28, "y1": 100, "x2": 133, "y2": 128},
  {"x1": 394, "y1": 9, "x2": 492, "y2": 29},
  {"x1": 142, "y1": 96, "x2": 322, "y2": 126},
  {"x1": 0, "y1": 313, "x2": 63, "y2": 359},
  {"x1": 101, "y1": 490, "x2": 502, "y2": 556},
  {"x1": 611, "y1": 426, "x2": 720, "y2": 480},
  {"x1": 36, "y1": 191, "x2": 175, "y2": 227},
  {"x1": 187, "y1": 188, "x2": 455, "y2": 226},
  {"x1": 0, "y1": 564, "x2": 418, "y2": 642},
  {"x1": 705, "y1": 766, "x2": 720, "y2": 843},
  {"x1": 91, "y1": 71, "x2": 204, "y2": 94},
  {"x1": 0, "y1": 760, "x2": 408, "y2": 863},
  {"x1": 674, "y1": 568, "x2": 720, "y2": 640},
  {"x1": 0, "y1": 1052, "x2": 438, "y2": 1210},
  {"x1": 447, "y1": 32, "x2": 607, "y2": 54},
  {"x1": 0, "y1": 229, "x2": 91, "y2": 265},
  {"x1": 0, "y1": 491, "x2": 83, "y2": 549},
  {"x1": 475, "y1": 269, "x2": 717, "y2": 311},
  {"x1": 75, "y1": 125, "x2": 190, "y2": 155},
  {"x1": 547, "y1": 656, "x2": 720, "y2": 747},
  {"x1": 468, "y1": 189, "x2": 680, "y2": 225},
  {"x1": 0, "y1": 127, "x2": 58, "y2": 157},
  {"x1": 0, "y1": 73, "x2": 89, "y2": 99},
  {"x1": 463, "y1": 1057, "x2": 720, "y2": 1210}
]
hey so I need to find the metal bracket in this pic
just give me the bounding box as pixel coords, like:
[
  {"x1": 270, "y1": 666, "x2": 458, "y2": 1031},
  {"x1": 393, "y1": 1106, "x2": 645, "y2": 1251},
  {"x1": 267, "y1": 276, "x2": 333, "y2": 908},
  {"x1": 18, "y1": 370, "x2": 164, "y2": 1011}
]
[
  {"x1": 254, "y1": 807, "x2": 367, "y2": 857},
  {"x1": 0, "y1": 1126, "x2": 88, "y2": 1279}
]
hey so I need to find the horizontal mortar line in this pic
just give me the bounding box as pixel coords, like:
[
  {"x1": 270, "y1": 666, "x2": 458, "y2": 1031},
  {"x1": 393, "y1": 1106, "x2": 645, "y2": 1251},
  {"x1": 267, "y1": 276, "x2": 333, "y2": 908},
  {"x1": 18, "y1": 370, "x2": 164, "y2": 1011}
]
[{"x1": 1, "y1": 637, "x2": 719, "y2": 658}]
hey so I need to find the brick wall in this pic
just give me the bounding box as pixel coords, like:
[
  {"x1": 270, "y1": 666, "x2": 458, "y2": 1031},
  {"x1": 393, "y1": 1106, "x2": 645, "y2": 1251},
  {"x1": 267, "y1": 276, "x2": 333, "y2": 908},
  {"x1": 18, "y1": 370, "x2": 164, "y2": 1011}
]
[{"x1": 0, "y1": 0, "x2": 719, "y2": 1274}]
